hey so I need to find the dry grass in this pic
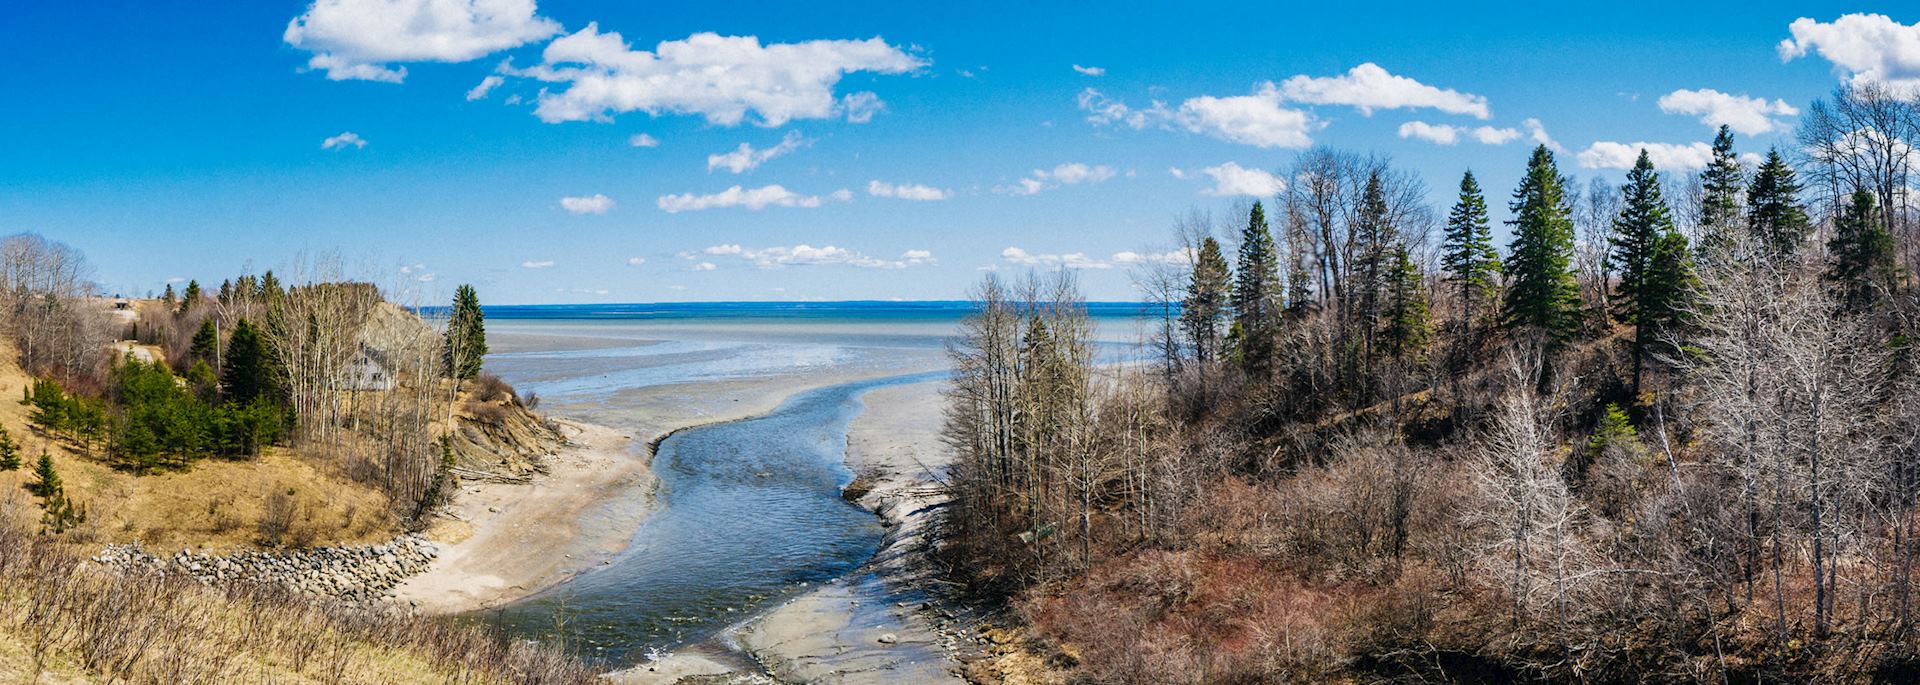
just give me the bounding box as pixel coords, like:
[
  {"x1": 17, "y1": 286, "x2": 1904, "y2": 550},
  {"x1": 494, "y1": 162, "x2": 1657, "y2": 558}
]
[{"x1": 0, "y1": 501, "x2": 596, "y2": 684}]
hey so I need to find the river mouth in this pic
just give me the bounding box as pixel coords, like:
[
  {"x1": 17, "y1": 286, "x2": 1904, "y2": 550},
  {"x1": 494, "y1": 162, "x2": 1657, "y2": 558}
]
[{"x1": 474, "y1": 371, "x2": 941, "y2": 666}]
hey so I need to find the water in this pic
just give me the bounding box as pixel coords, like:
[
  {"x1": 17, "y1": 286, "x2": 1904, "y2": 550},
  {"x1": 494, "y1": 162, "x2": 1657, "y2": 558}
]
[
  {"x1": 480, "y1": 372, "x2": 939, "y2": 662},
  {"x1": 466, "y1": 302, "x2": 1159, "y2": 667}
]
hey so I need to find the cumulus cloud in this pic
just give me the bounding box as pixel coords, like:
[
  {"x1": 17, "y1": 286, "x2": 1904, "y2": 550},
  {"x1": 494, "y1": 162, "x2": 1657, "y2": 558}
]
[
  {"x1": 1657, "y1": 88, "x2": 1800, "y2": 135},
  {"x1": 867, "y1": 180, "x2": 953, "y2": 201},
  {"x1": 628, "y1": 133, "x2": 660, "y2": 148},
  {"x1": 466, "y1": 74, "x2": 504, "y2": 100},
  {"x1": 699, "y1": 244, "x2": 934, "y2": 269},
  {"x1": 321, "y1": 131, "x2": 366, "y2": 150},
  {"x1": 1112, "y1": 248, "x2": 1196, "y2": 266},
  {"x1": 707, "y1": 130, "x2": 810, "y2": 173},
  {"x1": 1072, "y1": 64, "x2": 1106, "y2": 76},
  {"x1": 1180, "y1": 162, "x2": 1286, "y2": 197},
  {"x1": 692, "y1": 262, "x2": 716, "y2": 271},
  {"x1": 284, "y1": 0, "x2": 561, "y2": 82},
  {"x1": 1078, "y1": 85, "x2": 1317, "y2": 148},
  {"x1": 1277, "y1": 63, "x2": 1491, "y2": 118},
  {"x1": 656, "y1": 184, "x2": 836, "y2": 213},
  {"x1": 521, "y1": 259, "x2": 555, "y2": 268},
  {"x1": 1779, "y1": 13, "x2": 1920, "y2": 89},
  {"x1": 1577, "y1": 141, "x2": 1718, "y2": 171},
  {"x1": 560, "y1": 193, "x2": 614, "y2": 214},
  {"x1": 996, "y1": 163, "x2": 1117, "y2": 195},
  {"x1": 504, "y1": 24, "x2": 925, "y2": 125},
  {"x1": 625, "y1": 257, "x2": 646, "y2": 266},
  {"x1": 1523, "y1": 118, "x2": 1559, "y2": 151},
  {"x1": 1397, "y1": 121, "x2": 1522, "y2": 146}
]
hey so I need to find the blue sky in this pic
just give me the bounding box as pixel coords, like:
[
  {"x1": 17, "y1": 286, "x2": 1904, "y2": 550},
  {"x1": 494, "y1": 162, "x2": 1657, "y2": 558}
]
[{"x1": 0, "y1": 1, "x2": 1906, "y2": 303}]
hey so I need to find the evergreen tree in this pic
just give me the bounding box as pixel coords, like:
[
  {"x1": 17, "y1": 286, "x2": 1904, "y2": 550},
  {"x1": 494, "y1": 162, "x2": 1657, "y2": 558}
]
[
  {"x1": 1827, "y1": 188, "x2": 1897, "y2": 310},
  {"x1": 162, "y1": 284, "x2": 177, "y2": 311},
  {"x1": 1350, "y1": 170, "x2": 1395, "y2": 354},
  {"x1": 1502, "y1": 145, "x2": 1584, "y2": 346},
  {"x1": 258, "y1": 270, "x2": 283, "y2": 300},
  {"x1": 26, "y1": 452, "x2": 82, "y2": 533},
  {"x1": 1697, "y1": 126, "x2": 1745, "y2": 262},
  {"x1": 1641, "y1": 229, "x2": 1696, "y2": 374},
  {"x1": 1609, "y1": 150, "x2": 1679, "y2": 393},
  {"x1": 221, "y1": 318, "x2": 274, "y2": 405},
  {"x1": 1382, "y1": 246, "x2": 1431, "y2": 363},
  {"x1": 1747, "y1": 149, "x2": 1810, "y2": 260},
  {"x1": 0, "y1": 426, "x2": 20, "y2": 471},
  {"x1": 28, "y1": 452, "x2": 59, "y2": 498},
  {"x1": 189, "y1": 318, "x2": 219, "y2": 368},
  {"x1": 217, "y1": 279, "x2": 233, "y2": 305},
  {"x1": 1231, "y1": 202, "x2": 1281, "y2": 376},
  {"x1": 178, "y1": 280, "x2": 201, "y2": 314},
  {"x1": 1441, "y1": 171, "x2": 1502, "y2": 351},
  {"x1": 1181, "y1": 237, "x2": 1232, "y2": 364},
  {"x1": 444, "y1": 284, "x2": 489, "y2": 380}
]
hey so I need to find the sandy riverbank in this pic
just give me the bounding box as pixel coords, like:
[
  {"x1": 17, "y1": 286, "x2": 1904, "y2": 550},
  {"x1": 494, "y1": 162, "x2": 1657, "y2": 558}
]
[{"x1": 726, "y1": 379, "x2": 969, "y2": 685}]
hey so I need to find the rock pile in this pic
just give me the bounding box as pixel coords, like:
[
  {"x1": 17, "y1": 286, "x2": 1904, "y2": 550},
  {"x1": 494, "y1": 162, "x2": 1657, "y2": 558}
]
[{"x1": 90, "y1": 534, "x2": 439, "y2": 603}]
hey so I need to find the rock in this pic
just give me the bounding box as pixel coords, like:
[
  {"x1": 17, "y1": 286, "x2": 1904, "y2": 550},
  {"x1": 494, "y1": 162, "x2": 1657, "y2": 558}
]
[{"x1": 878, "y1": 633, "x2": 898, "y2": 645}]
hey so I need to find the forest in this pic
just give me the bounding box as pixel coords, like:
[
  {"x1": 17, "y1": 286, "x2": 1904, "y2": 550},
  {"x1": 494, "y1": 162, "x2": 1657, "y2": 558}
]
[{"x1": 942, "y1": 82, "x2": 1920, "y2": 682}]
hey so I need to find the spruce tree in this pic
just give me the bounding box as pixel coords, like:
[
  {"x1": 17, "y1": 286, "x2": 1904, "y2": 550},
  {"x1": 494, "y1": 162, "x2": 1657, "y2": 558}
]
[
  {"x1": 1382, "y1": 246, "x2": 1431, "y2": 363},
  {"x1": 28, "y1": 452, "x2": 59, "y2": 498},
  {"x1": 1231, "y1": 202, "x2": 1280, "y2": 376},
  {"x1": 1609, "y1": 150, "x2": 1679, "y2": 393},
  {"x1": 189, "y1": 318, "x2": 219, "y2": 368},
  {"x1": 1350, "y1": 170, "x2": 1395, "y2": 354},
  {"x1": 1441, "y1": 171, "x2": 1502, "y2": 351},
  {"x1": 1181, "y1": 237, "x2": 1232, "y2": 364},
  {"x1": 445, "y1": 284, "x2": 488, "y2": 380},
  {"x1": 1747, "y1": 149, "x2": 1810, "y2": 260},
  {"x1": 1697, "y1": 125, "x2": 1744, "y2": 263},
  {"x1": 1641, "y1": 229, "x2": 1696, "y2": 375},
  {"x1": 258, "y1": 270, "x2": 283, "y2": 300},
  {"x1": 222, "y1": 318, "x2": 273, "y2": 405},
  {"x1": 1503, "y1": 145, "x2": 1583, "y2": 347},
  {"x1": 1827, "y1": 188, "x2": 1896, "y2": 311},
  {"x1": 161, "y1": 284, "x2": 177, "y2": 311},
  {"x1": 0, "y1": 426, "x2": 20, "y2": 471},
  {"x1": 179, "y1": 280, "x2": 201, "y2": 314}
]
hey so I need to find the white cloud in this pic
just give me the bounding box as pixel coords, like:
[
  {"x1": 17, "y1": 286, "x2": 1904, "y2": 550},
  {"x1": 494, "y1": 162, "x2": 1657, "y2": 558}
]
[
  {"x1": 997, "y1": 163, "x2": 1117, "y2": 195},
  {"x1": 521, "y1": 259, "x2": 555, "y2": 268},
  {"x1": 505, "y1": 24, "x2": 925, "y2": 126},
  {"x1": 1175, "y1": 85, "x2": 1317, "y2": 148},
  {"x1": 1523, "y1": 118, "x2": 1559, "y2": 151},
  {"x1": 692, "y1": 262, "x2": 717, "y2": 271},
  {"x1": 1277, "y1": 63, "x2": 1491, "y2": 119},
  {"x1": 284, "y1": 0, "x2": 561, "y2": 83},
  {"x1": 1000, "y1": 247, "x2": 1111, "y2": 270},
  {"x1": 1397, "y1": 121, "x2": 1522, "y2": 146},
  {"x1": 628, "y1": 133, "x2": 660, "y2": 148},
  {"x1": 867, "y1": 180, "x2": 953, "y2": 201},
  {"x1": 321, "y1": 131, "x2": 366, "y2": 150},
  {"x1": 1072, "y1": 64, "x2": 1106, "y2": 77},
  {"x1": 466, "y1": 74, "x2": 504, "y2": 100},
  {"x1": 625, "y1": 257, "x2": 646, "y2": 266},
  {"x1": 1780, "y1": 13, "x2": 1920, "y2": 89},
  {"x1": 1577, "y1": 141, "x2": 1716, "y2": 171},
  {"x1": 1111, "y1": 248, "x2": 1195, "y2": 266},
  {"x1": 656, "y1": 184, "x2": 832, "y2": 213},
  {"x1": 1657, "y1": 88, "x2": 1800, "y2": 135},
  {"x1": 1181, "y1": 162, "x2": 1286, "y2": 197},
  {"x1": 707, "y1": 130, "x2": 810, "y2": 173},
  {"x1": 560, "y1": 193, "x2": 614, "y2": 214},
  {"x1": 698, "y1": 244, "x2": 933, "y2": 269}
]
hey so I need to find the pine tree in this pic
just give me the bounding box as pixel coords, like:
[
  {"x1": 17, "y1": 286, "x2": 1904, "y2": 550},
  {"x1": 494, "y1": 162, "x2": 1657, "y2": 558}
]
[
  {"x1": 1610, "y1": 150, "x2": 1680, "y2": 393},
  {"x1": 1827, "y1": 188, "x2": 1896, "y2": 311},
  {"x1": 178, "y1": 280, "x2": 201, "y2": 314},
  {"x1": 1503, "y1": 145, "x2": 1584, "y2": 347},
  {"x1": 161, "y1": 284, "x2": 177, "y2": 311},
  {"x1": 1696, "y1": 126, "x2": 1744, "y2": 263},
  {"x1": 444, "y1": 284, "x2": 489, "y2": 380},
  {"x1": 1747, "y1": 149, "x2": 1810, "y2": 260},
  {"x1": 258, "y1": 270, "x2": 283, "y2": 300},
  {"x1": 189, "y1": 318, "x2": 219, "y2": 368},
  {"x1": 28, "y1": 452, "x2": 59, "y2": 498},
  {"x1": 1382, "y1": 246, "x2": 1432, "y2": 363},
  {"x1": 0, "y1": 426, "x2": 20, "y2": 471},
  {"x1": 217, "y1": 279, "x2": 233, "y2": 305},
  {"x1": 222, "y1": 318, "x2": 274, "y2": 405},
  {"x1": 1181, "y1": 238, "x2": 1232, "y2": 364},
  {"x1": 1231, "y1": 202, "x2": 1281, "y2": 376},
  {"x1": 1441, "y1": 171, "x2": 1502, "y2": 352}
]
